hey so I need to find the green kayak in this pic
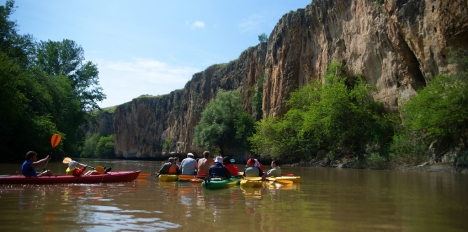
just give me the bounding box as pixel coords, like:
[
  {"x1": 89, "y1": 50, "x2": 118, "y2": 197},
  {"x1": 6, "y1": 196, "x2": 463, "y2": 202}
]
[{"x1": 201, "y1": 178, "x2": 240, "y2": 190}]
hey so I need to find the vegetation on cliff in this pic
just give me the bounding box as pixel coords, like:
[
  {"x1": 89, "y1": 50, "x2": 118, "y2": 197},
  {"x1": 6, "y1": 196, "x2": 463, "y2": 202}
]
[
  {"x1": 194, "y1": 89, "x2": 254, "y2": 156},
  {"x1": 249, "y1": 62, "x2": 392, "y2": 163},
  {"x1": 0, "y1": 1, "x2": 106, "y2": 160}
]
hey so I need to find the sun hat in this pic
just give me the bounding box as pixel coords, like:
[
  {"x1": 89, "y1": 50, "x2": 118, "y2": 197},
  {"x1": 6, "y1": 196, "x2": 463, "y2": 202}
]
[
  {"x1": 215, "y1": 156, "x2": 223, "y2": 163},
  {"x1": 187, "y1": 153, "x2": 194, "y2": 157},
  {"x1": 68, "y1": 160, "x2": 78, "y2": 168}
]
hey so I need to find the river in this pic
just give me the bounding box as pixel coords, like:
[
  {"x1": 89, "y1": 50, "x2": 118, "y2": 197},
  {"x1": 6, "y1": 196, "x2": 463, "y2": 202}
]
[{"x1": 0, "y1": 159, "x2": 467, "y2": 231}]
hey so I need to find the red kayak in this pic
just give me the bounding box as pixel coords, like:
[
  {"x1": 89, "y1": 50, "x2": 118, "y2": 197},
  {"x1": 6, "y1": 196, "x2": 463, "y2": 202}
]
[{"x1": 0, "y1": 171, "x2": 140, "y2": 184}]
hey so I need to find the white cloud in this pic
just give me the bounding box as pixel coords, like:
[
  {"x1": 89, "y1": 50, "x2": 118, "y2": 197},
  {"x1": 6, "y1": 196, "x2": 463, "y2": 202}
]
[
  {"x1": 96, "y1": 58, "x2": 200, "y2": 107},
  {"x1": 191, "y1": 21, "x2": 205, "y2": 30},
  {"x1": 239, "y1": 14, "x2": 265, "y2": 33}
]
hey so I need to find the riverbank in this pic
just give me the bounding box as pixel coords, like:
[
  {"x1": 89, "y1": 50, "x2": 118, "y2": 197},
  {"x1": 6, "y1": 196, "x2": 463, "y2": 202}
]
[{"x1": 288, "y1": 159, "x2": 468, "y2": 174}]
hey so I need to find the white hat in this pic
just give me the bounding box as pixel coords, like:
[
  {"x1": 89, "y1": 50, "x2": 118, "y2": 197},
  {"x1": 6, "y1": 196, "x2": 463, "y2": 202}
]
[
  {"x1": 68, "y1": 160, "x2": 78, "y2": 168},
  {"x1": 187, "y1": 153, "x2": 194, "y2": 157},
  {"x1": 215, "y1": 156, "x2": 223, "y2": 163}
]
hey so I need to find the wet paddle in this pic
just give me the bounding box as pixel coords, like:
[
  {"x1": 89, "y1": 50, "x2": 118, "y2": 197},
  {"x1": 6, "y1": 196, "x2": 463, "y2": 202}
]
[{"x1": 44, "y1": 134, "x2": 61, "y2": 170}]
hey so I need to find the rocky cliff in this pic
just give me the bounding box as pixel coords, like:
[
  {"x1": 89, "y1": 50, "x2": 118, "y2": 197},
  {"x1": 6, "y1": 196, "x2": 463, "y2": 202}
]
[{"x1": 108, "y1": 0, "x2": 467, "y2": 158}]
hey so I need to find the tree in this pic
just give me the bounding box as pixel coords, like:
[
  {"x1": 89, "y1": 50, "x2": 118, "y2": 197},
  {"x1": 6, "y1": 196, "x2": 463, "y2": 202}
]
[
  {"x1": 194, "y1": 89, "x2": 247, "y2": 155},
  {"x1": 258, "y1": 33, "x2": 268, "y2": 43},
  {"x1": 250, "y1": 62, "x2": 392, "y2": 161},
  {"x1": 394, "y1": 50, "x2": 468, "y2": 156},
  {"x1": 35, "y1": 39, "x2": 106, "y2": 112},
  {"x1": 95, "y1": 134, "x2": 114, "y2": 158}
]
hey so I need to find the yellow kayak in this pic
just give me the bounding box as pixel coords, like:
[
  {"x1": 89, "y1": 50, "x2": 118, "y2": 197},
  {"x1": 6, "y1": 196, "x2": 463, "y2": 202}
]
[
  {"x1": 267, "y1": 176, "x2": 301, "y2": 183},
  {"x1": 158, "y1": 174, "x2": 178, "y2": 182},
  {"x1": 240, "y1": 179, "x2": 263, "y2": 188}
]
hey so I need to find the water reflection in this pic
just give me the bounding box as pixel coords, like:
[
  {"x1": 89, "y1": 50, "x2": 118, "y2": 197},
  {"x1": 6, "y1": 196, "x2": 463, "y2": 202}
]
[{"x1": 1, "y1": 161, "x2": 468, "y2": 231}]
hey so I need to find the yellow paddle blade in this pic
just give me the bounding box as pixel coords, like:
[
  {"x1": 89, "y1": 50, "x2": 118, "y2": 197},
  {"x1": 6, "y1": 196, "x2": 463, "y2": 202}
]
[
  {"x1": 51, "y1": 134, "x2": 61, "y2": 148},
  {"x1": 94, "y1": 166, "x2": 105, "y2": 174}
]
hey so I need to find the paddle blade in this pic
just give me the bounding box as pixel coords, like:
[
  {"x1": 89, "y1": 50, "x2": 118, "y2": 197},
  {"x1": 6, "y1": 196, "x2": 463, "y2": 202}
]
[
  {"x1": 63, "y1": 157, "x2": 72, "y2": 164},
  {"x1": 138, "y1": 174, "x2": 150, "y2": 178},
  {"x1": 51, "y1": 134, "x2": 61, "y2": 148},
  {"x1": 94, "y1": 166, "x2": 105, "y2": 174}
]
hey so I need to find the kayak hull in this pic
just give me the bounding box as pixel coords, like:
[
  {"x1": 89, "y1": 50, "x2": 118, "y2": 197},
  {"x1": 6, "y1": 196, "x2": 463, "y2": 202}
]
[
  {"x1": 0, "y1": 171, "x2": 140, "y2": 184},
  {"x1": 201, "y1": 178, "x2": 240, "y2": 190},
  {"x1": 240, "y1": 179, "x2": 263, "y2": 188},
  {"x1": 158, "y1": 174, "x2": 179, "y2": 182}
]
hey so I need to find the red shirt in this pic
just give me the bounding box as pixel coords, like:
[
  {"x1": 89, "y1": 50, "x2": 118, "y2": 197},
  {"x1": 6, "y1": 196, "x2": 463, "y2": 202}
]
[{"x1": 224, "y1": 164, "x2": 239, "y2": 176}]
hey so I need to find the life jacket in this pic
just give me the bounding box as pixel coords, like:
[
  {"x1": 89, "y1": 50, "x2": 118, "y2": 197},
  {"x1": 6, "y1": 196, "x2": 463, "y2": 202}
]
[{"x1": 168, "y1": 164, "x2": 178, "y2": 174}]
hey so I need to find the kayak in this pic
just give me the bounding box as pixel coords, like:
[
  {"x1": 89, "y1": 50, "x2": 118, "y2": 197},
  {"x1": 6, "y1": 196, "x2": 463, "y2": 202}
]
[
  {"x1": 201, "y1": 178, "x2": 240, "y2": 190},
  {"x1": 158, "y1": 174, "x2": 179, "y2": 182},
  {"x1": 268, "y1": 176, "x2": 301, "y2": 183},
  {"x1": 0, "y1": 171, "x2": 140, "y2": 184},
  {"x1": 240, "y1": 179, "x2": 263, "y2": 188},
  {"x1": 189, "y1": 178, "x2": 204, "y2": 183}
]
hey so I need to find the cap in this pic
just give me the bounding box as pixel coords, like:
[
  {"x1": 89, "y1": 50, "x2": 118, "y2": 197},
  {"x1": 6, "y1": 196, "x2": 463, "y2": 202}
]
[
  {"x1": 215, "y1": 156, "x2": 223, "y2": 163},
  {"x1": 68, "y1": 160, "x2": 78, "y2": 168},
  {"x1": 187, "y1": 153, "x2": 194, "y2": 157},
  {"x1": 247, "y1": 158, "x2": 256, "y2": 164}
]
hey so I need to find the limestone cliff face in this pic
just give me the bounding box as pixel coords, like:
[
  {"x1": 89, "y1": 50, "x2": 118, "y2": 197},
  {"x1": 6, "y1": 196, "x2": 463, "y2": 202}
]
[
  {"x1": 264, "y1": 0, "x2": 467, "y2": 116},
  {"x1": 113, "y1": 46, "x2": 266, "y2": 158},
  {"x1": 111, "y1": 0, "x2": 467, "y2": 158}
]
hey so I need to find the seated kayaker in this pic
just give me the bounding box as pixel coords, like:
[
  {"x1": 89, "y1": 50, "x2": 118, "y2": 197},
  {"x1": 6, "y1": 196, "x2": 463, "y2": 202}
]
[
  {"x1": 66, "y1": 160, "x2": 100, "y2": 176},
  {"x1": 243, "y1": 158, "x2": 263, "y2": 177},
  {"x1": 180, "y1": 153, "x2": 197, "y2": 175},
  {"x1": 266, "y1": 160, "x2": 281, "y2": 177},
  {"x1": 253, "y1": 158, "x2": 264, "y2": 171},
  {"x1": 222, "y1": 156, "x2": 239, "y2": 176},
  {"x1": 21, "y1": 151, "x2": 53, "y2": 177},
  {"x1": 197, "y1": 151, "x2": 214, "y2": 176},
  {"x1": 158, "y1": 157, "x2": 181, "y2": 175},
  {"x1": 208, "y1": 156, "x2": 231, "y2": 179}
]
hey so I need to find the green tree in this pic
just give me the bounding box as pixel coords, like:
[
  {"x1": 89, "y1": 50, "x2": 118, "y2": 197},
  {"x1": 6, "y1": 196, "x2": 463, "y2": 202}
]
[
  {"x1": 250, "y1": 62, "x2": 392, "y2": 161},
  {"x1": 35, "y1": 39, "x2": 106, "y2": 112},
  {"x1": 395, "y1": 49, "x2": 468, "y2": 162},
  {"x1": 95, "y1": 134, "x2": 114, "y2": 158},
  {"x1": 194, "y1": 89, "x2": 246, "y2": 155},
  {"x1": 258, "y1": 33, "x2": 268, "y2": 43}
]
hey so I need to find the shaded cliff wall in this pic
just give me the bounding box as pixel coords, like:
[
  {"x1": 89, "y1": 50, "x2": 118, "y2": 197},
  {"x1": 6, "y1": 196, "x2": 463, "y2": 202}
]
[
  {"x1": 113, "y1": 45, "x2": 266, "y2": 158},
  {"x1": 112, "y1": 0, "x2": 468, "y2": 158}
]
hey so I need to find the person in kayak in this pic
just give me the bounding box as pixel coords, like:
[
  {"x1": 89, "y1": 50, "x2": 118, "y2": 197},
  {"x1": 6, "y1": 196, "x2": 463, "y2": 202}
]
[
  {"x1": 197, "y1": 151, "x2": 214, "y2": 176},
  {"x1": 222, "y1": 156, "x2": 239, "y2": 176},
  {"x1": 158, "y1": 157, "x2": 181, "y2": 175},
  {"x1": 208, "y1": 156, "x2": 231, "y2": 179},
  {"x1": 21, "y1": 151, "x2": 53, "y2": 177},
  {"x1": 180, "y1": 153, "x2": 197, "y2": 175},
  {"x1": 266, "y1": 160, "x2": 282, "y2": 177},
  {"x1": 66, "y1": 160, "x2": 100, "y2": 176},
  {"x1": 243, "y1": 158, "x2": 263, "y2": 177}
]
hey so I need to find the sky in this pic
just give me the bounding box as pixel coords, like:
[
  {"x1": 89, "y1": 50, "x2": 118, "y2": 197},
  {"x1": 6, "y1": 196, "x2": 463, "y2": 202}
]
[{"x1": 7, "y1": 0, "x2": 312, "y2": 108}]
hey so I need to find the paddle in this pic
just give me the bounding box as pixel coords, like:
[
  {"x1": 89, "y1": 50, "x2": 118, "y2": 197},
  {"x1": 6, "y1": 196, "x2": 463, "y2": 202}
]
[
  {"x1": 44, "y1": 134, "x2": 61, "y2": 171},
  {"x1": 62, "y1": 157, "x2": 105, "y2": 174}
]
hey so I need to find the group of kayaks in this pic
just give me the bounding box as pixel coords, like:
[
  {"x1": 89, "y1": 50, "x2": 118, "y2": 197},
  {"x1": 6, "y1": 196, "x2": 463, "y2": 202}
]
[{"x1": 155, "y1": 174, "x2": 301, "y2": 190}]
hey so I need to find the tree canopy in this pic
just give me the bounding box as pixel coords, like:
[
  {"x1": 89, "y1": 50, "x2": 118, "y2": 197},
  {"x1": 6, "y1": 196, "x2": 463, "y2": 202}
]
[
  {"x1": 0, "y1": 0, "x2": 106, "y2": 160},
  {"x1": 194, "y1": 89, "x2": 254, "y2": 156}
]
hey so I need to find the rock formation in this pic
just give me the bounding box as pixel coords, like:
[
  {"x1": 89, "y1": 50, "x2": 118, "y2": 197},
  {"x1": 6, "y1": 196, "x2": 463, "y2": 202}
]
[{"x1": 101, "y1": 0, "x2": 468, "y2": 158}]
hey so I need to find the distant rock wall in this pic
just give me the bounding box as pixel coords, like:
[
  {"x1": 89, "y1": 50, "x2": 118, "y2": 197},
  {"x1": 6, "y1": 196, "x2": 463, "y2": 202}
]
[{"x1": 107, "y1": 0, "x2": 467, "y2": 158}]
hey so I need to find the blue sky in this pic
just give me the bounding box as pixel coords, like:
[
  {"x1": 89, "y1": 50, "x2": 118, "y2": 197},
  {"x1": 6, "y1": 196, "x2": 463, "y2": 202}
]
[{"x1": 8, "y1": 0, "x2": 312, "y2": 108}]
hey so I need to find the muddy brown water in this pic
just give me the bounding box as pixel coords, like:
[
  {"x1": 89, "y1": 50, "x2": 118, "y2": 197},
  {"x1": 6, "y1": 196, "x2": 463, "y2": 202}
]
[{"x1": 0, "y1": 159, "x2": 467, "y2": 231}]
